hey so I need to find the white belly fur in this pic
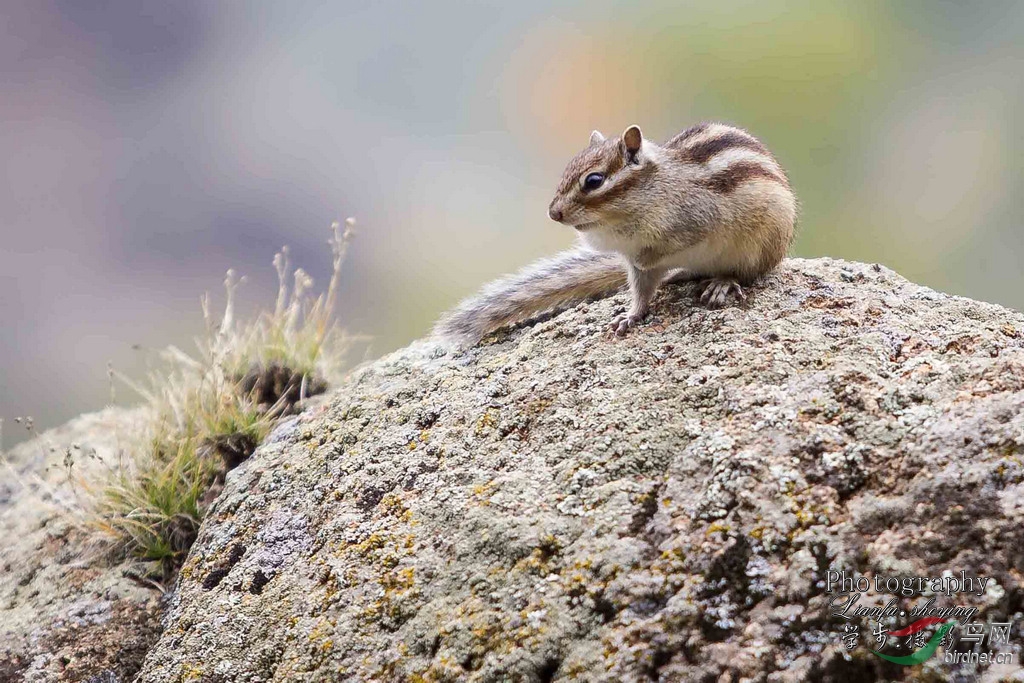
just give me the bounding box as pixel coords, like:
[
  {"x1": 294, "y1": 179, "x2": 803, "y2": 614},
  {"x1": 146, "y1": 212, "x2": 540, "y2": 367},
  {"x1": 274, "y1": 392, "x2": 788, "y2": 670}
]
[
  {"x1": 658, "y1": 239, "x2": 726, "y2": 274},
  {"x1": 582, "y1": 223, "x2": 751, "y2": 277}
]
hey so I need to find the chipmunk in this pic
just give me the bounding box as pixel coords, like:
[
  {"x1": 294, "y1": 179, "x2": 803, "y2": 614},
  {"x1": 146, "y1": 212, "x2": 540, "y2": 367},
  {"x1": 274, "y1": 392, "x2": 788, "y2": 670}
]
[{"x1": 433, "y1": 122, "x2": 796, "y2": 344}]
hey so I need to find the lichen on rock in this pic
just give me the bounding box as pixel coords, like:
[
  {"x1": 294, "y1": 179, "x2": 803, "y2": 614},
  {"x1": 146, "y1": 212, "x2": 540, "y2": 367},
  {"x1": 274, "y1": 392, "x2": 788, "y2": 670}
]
[
  {"x1": 8, "y1": 257, "x2": 1024, "y2": 682},
  {"x1": 136, "y1": 258, "x2": 1024, "y2": 682}
]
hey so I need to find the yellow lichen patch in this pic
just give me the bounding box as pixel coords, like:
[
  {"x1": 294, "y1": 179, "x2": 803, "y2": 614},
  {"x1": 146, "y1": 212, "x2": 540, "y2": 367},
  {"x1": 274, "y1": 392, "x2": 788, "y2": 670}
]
[
  {"x1": 785, "y1": 489, "x2": 836, "y2": 540},
  {"x1": 352, "y1": 532, "x2": 388, "y2": 557},
  {"x1": 378, "y1": 566, "x2": 417, "y2": 598},
  {"x1": 379, "y1": 492, "x2": 410, "y2": 518},
  {"x1": 513, "y1": 534, "x2": 562, "y2": 575},
  {"x1": 645, "y1": 547, "x2": 688, "y2": 599},
  {"x1": 658, "y1": 547, "x2": 685, "y2": 563},
  {"x1": 178, "y1": 663, "x2": 204, "y2": 682},
  {"x1": 564, "y1": 556, "x2": 621, "y2": 622},
  {"x1": 408, "y1": 429, "x2": 431, "y2": 449},
  {"x1": 561, "y1": 661, "x2": 591, "y2": 679},
  {"x1": 346, "y1": 524, "x2": 421, "y2": 630},
  {"x1": 705, "y1": 521, "x2": 731, "y2": 537},
  {"x1": 178, "y1": 561, "x2": 195, "y2": 580},
  {"x1": 420, "y1": 597, "x2": 552, "y2": 676},
  {"x1": 470, "y1": 480, "x2": 496, "y2": 505},
  {"x1": 405, "y1": 655, "x2": 465, "y2": 683},
  {"x1": 303, "y1": 617, "x2": 337, "y2": 665},
  {"x1": 474, "y1": 409, "x2": 499, "y2": 436},
  {"x1": 523, "y1": 396, "x2": 553, "y2": 416}
]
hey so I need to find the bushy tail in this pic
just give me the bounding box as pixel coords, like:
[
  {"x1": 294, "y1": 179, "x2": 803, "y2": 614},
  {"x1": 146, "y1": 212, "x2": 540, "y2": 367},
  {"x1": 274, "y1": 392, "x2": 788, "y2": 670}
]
[{"x1": 433, "y1": 247, "x2": 626, "y2": 344}]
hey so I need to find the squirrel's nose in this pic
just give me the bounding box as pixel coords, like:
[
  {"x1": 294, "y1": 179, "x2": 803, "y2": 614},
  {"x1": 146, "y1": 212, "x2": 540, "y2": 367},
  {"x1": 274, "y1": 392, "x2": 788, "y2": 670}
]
[{"x1": 548, "y1": 207, "x2": 563, "y2": 222}]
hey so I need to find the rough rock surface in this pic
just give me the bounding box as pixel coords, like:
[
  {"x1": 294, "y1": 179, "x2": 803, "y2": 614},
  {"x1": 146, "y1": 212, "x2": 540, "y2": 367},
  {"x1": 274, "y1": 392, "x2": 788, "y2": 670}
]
[
  {"x1": 131, "y1": 257, "x2": 1024, "y2": 681},
  {"x1": 12, "y1": 257, "x2": 1024, "y2": 682},
  {"x1": 134, "y1": 257, "x2": 1024, "y2": 682},
  {"x1": 0, "y1": 408, "x2": 164, "y2": 683}
]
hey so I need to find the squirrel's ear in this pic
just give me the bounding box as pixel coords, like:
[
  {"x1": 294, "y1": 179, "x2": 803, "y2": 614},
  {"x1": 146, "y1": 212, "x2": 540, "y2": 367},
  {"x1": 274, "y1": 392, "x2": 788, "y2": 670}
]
[
  {"x1": 622, "y1": 125, "x2": 643, "y2": 157},
  {"x1": 589, "y1": 130, "x2": 606, "y2": 146}
]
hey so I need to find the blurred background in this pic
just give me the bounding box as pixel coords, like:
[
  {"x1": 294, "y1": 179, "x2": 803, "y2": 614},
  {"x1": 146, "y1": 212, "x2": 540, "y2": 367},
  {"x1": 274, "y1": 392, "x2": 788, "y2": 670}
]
[{"x1": 2, "y1": 0, "x2": 1023, "y2": 447}]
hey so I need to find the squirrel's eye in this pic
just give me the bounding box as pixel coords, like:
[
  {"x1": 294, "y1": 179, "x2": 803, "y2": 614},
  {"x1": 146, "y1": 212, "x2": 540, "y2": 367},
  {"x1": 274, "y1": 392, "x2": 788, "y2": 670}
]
[{"x1": 582, "y1": 172, "x2": 605, "y2": 192}]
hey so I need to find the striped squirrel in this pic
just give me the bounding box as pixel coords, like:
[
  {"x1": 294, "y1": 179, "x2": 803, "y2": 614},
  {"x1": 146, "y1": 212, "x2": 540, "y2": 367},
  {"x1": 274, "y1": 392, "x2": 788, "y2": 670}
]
[{"x1": 434, "y1": 122, "x2": 796, "y2": 344}]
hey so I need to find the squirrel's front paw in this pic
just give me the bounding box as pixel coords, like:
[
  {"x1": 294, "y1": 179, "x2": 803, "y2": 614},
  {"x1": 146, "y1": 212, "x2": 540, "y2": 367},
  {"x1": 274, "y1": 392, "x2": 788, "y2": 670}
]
[
  {"x1": 610, "y1": 313, "x2": 644, "y2": 337},
  {"x1": 699, "y1": 278, "x2": 746, "y2": 309}
]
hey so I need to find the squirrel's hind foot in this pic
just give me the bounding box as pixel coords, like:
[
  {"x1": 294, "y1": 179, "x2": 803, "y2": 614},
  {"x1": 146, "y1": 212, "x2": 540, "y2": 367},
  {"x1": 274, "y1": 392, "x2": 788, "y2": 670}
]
[
  {"x1": 699, "y1": 278, "x2": 746, "y2": 309},
  {"x1": 610, "y1": 313, "x2": 645, "y2": 337},
  {"x1": 610, "y1": 304, "x2": 652, "y2": 336}
]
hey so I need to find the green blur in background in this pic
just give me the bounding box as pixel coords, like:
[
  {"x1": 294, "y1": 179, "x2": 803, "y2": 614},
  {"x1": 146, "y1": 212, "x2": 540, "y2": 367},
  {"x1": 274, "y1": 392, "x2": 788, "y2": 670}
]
[{"x1": 1, "y1": 0, "x2": 1022, "y2": 445}]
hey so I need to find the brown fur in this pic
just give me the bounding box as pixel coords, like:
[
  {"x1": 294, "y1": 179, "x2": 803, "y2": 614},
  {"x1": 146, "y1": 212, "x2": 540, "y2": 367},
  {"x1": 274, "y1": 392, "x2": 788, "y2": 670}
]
[
  {"x1": 701, "y1": 161, "x2": 785, "y2": 193},
  {"x1": 675, "y1": 131, "x2": 769, "y2": 164},
  {"x1": 665, "y1": 122, "x2": 711, "y2": 147}
]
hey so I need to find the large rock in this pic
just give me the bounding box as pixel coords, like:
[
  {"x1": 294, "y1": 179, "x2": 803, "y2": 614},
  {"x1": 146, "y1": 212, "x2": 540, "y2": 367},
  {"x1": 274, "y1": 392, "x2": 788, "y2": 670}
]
[
  {"x1": 137, "y1": 257, "x2": 1024, "y2": 682},
  {"x1": 33, "y1": 258, "x2": 1024, "y2": 681}
]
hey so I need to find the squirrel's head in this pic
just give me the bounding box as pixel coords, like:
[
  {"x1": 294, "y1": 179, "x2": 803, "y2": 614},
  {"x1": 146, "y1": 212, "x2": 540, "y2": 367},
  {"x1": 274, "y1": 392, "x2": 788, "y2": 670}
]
[{"x1": 548, "y1": 125, "x2": 657, "y2": 232}]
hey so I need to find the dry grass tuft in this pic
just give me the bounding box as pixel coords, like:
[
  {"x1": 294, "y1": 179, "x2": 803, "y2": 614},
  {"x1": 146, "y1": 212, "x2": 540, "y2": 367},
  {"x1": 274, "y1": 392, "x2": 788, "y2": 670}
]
[{"x1": 83, "y1": 220, "x2": 359, "y2": 577}]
